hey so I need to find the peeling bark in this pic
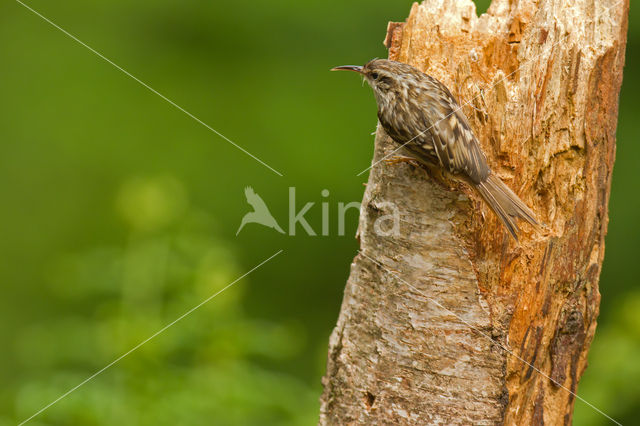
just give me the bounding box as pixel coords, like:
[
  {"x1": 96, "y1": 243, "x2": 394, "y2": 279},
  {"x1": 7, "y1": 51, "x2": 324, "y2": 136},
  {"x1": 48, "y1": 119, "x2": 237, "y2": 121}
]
[{"x1": 320, "y1": 0, "x2": 628, "y2": 424}]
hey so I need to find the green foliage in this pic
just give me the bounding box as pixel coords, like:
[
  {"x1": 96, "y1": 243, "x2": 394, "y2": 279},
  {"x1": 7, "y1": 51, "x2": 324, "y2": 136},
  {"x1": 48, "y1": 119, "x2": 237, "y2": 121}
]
[{"x1": 4, "y1": 177, "x2": 316, "y2": 425}]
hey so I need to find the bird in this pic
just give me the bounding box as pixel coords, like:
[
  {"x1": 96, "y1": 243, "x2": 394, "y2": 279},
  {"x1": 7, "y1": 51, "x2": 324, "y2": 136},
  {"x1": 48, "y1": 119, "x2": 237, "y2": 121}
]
[
  {"x1": 236, "y1": 186, "x2": 285, "y2": 235},
  {"x1": 332, "y1": 59, "x2": 539, "y2": 240}
]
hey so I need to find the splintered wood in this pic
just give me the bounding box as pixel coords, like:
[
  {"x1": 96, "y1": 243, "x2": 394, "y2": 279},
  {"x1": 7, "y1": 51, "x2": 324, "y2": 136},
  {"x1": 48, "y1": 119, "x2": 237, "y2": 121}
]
[{"x1": 320, "y1": 0, "x2": 628, "y2": 424}]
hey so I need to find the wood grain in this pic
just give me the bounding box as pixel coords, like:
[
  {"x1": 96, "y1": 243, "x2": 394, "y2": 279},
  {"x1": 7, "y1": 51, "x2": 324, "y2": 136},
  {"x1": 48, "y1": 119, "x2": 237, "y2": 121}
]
[{"x1": 320, "y1": 0, "x2": 628, "y2": 424}]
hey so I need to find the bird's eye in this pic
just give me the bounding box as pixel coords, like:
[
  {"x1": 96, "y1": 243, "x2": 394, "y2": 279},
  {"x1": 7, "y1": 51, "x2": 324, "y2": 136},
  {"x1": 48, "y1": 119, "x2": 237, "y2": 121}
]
[{"x1": 371, "y1": 72, "x2": 379, "y2": 80}]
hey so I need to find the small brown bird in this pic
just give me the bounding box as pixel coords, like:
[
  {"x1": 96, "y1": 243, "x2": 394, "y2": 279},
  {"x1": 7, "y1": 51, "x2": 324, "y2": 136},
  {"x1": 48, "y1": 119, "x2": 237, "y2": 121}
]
[{"x1": 332, "y1": 59, "x2": 539, "y2": 240}]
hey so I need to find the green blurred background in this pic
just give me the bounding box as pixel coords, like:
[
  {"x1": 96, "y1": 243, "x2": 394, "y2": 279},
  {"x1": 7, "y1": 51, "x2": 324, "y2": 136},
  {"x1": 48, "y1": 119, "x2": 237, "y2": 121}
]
[{"x1": 0, "y1": 0, "x2": 636, "y2": 424}]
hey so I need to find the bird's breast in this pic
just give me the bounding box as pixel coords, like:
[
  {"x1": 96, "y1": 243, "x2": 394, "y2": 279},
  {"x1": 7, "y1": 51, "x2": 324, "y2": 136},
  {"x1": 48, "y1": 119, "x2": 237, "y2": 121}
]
[{"x1": 378, "y1": 95, "x2": 429, "y2": 143}]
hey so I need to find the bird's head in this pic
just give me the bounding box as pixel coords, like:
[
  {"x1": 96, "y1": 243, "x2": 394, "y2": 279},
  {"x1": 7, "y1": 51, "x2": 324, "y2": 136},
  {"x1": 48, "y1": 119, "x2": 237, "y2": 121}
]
[{"x1": 332, "y1": 59, "x2": 418, "y2": 108}]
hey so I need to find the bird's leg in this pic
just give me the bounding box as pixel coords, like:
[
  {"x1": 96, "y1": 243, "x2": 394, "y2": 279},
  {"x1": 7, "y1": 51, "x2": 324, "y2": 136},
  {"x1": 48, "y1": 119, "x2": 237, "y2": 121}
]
[
  {"x1": 415, "y1": 162, "x2": 458, "y2": 192},
  {"x1": 384, "y1": 155, "x2": 456, "y2": 191},
  {"x1": 384, "y1": 155, "x2": 422, "y2": 168}
]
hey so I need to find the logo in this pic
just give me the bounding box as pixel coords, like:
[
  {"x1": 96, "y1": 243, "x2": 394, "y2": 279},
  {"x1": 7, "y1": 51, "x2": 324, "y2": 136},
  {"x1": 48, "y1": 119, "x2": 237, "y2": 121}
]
[
  {"x1": 236, "y1": 187, "x2": 285, "y2": 235},
  {"x1": 236, "y1": 187, "x2": 400, "y2": 237}
]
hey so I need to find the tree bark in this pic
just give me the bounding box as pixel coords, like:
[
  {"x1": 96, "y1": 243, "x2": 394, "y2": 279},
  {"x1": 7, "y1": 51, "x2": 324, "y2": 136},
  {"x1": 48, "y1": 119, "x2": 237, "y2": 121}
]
[{"x1": 320, "y1": 0, "x2": 628, "y2": 424}]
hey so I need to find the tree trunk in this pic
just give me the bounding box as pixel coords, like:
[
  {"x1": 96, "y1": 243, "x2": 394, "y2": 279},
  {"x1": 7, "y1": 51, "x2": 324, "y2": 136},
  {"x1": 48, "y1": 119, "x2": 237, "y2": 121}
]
[{"x1": 320, "y1": 0, "x2": 628, "y2": 424}]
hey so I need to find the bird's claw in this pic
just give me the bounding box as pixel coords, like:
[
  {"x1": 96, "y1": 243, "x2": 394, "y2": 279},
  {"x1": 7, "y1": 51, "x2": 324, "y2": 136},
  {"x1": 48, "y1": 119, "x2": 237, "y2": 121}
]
[{"x1": 384, "y1": 156, "x2": 421, "y2": 168}]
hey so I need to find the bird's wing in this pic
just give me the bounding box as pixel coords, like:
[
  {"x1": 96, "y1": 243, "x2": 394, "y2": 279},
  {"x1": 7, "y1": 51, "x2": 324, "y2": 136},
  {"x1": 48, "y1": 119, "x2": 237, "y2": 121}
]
[
  {"x1": 245, "y1": 186, "x2": 269, "y2": 211},
  {"x1": 423, "y1": 78, "x2": 490, "y2": 184}
]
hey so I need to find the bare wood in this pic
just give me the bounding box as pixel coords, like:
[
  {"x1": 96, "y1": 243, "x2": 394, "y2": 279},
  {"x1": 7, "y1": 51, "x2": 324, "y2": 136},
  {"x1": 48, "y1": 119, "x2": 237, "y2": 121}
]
[{"x1": 320, "y1": 0, "x2": 628, "y2": 424}]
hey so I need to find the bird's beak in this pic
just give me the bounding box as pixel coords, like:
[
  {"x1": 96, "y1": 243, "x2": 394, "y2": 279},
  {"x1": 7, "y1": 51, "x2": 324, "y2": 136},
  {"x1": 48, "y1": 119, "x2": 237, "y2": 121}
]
[{"x1": 331, "y1": 65, "x2": 364, "y2": 74}]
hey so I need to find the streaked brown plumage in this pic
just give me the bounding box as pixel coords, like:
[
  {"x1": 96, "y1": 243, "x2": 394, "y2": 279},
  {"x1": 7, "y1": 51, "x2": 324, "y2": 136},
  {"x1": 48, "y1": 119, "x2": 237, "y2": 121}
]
[{"x1": 333, "y1": 59, "x2": 539, "y2": 240}]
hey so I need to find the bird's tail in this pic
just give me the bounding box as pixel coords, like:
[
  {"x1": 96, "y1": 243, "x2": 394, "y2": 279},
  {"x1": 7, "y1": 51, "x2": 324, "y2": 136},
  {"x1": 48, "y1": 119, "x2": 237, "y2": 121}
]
[{"x1": 474, "y1": 173, "x2": 540, "y2": 241}]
